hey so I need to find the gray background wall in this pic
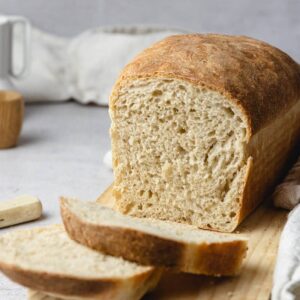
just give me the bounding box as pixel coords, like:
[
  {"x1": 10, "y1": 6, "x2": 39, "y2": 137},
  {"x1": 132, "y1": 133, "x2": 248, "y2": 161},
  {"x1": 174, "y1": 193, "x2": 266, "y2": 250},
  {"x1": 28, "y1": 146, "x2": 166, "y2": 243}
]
[{"x1": 0, "y1": 0, "x2": 299, "y2": 61}]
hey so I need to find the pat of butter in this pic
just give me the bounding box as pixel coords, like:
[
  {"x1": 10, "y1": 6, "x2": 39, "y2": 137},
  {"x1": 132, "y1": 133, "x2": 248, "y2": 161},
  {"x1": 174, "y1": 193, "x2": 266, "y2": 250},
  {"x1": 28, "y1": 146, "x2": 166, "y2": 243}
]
[{"x1": 0, "y1": 196, "x2": 42, "y2": 228}]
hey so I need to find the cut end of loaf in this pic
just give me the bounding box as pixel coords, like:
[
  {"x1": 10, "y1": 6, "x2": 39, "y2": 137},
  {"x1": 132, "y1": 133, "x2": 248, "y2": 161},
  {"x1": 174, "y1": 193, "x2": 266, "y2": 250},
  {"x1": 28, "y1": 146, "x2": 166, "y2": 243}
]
[
  {"x1": 111, "y1": 78, "x2": 249, "y2": 232},
  {"x1": 61, "y1": 197, "x2": 248, "y2": 275}
]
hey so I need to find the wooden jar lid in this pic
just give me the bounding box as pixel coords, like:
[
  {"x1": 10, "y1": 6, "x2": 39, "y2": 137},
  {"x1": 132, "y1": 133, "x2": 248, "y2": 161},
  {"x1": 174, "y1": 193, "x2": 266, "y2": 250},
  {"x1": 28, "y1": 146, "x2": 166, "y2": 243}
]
[{"x1": 0, "y1": 91, "x2": 24, "y2": 149}]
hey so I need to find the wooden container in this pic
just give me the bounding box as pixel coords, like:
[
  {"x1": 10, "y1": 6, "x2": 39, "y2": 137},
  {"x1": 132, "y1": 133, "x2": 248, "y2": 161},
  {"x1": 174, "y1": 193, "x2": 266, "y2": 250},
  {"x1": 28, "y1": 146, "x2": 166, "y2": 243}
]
[{"x1": 0, "y1": 91, "x2": 24, "y2": 149}]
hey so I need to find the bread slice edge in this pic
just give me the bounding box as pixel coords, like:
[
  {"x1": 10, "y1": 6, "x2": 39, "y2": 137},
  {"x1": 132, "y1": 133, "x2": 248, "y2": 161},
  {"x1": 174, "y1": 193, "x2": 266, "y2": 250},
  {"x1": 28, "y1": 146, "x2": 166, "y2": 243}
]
[{"x1": 60, "y1": 197, "x2": 248, "y2": 276}]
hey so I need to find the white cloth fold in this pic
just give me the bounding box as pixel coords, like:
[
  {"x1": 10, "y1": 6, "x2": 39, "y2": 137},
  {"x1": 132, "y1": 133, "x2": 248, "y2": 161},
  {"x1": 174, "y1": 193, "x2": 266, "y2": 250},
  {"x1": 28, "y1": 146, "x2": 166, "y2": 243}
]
[
  {"x1": 273, "y1": 205, "x2": 300, "y2": 300},
  {"x1": 12, "y1": 26, "x2": 183, "y2": 104},
  {"x1": 272, "y1": 155, "x2": 300, "y2": 300}
]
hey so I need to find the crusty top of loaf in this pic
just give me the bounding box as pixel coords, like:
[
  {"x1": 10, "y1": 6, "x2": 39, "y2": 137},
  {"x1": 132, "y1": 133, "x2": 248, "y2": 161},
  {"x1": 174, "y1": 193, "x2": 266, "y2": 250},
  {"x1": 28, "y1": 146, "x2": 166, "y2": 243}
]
[{"x1": 114, "y1": 34, "x2": 300, "y2": 134}]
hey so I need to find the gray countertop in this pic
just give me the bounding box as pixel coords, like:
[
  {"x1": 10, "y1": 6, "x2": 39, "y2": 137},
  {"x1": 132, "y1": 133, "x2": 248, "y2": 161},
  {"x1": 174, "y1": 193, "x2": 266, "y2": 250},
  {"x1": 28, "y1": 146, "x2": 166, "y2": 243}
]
[
  {"x1": 0, "y1": 102, "x2": 113, "y2": 233},
  {"x1": 0, "y1": 102, "x2": 113, "y2": 298}
]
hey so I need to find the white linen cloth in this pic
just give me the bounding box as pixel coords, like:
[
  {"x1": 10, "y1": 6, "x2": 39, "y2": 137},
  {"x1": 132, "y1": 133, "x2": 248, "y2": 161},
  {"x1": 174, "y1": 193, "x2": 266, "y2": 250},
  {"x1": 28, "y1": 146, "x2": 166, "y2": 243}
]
[
  {"x1": 11, "y1": 25, "x2": 183, "y2": 104},
  {"x1": 273, "y1": 205, "x2": 300, "y2": 300},
  {"x1": 272, "y1": 155, "x2": 300, "y2": 300}
]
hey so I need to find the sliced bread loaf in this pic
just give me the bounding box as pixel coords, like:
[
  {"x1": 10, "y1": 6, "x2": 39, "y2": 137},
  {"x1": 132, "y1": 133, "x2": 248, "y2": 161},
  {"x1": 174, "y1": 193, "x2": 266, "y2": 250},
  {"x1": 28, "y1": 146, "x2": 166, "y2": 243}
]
[
  {"x1": 61, "y1": 197, "x2": 248, "y2": 276},
  {"x1": 110, "y1": 34, "x2": 300, "y2": 232},
  {"x1": 0, "y1": 225, "x2": 161, "y2": 300}
]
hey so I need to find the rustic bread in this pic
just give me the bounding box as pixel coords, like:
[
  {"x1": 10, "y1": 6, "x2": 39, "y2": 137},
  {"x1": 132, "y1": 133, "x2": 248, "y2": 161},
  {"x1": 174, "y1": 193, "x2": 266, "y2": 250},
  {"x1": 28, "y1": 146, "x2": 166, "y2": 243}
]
[
  {"x1": 61, "y1": 197, "x2": 248, "y2": 275},
  {"x1": 110, "y1": 33, "x2": 300, "y2": 232},
  {"x1": 0, "y1": 225, "x2": 161, "y2": 300}
]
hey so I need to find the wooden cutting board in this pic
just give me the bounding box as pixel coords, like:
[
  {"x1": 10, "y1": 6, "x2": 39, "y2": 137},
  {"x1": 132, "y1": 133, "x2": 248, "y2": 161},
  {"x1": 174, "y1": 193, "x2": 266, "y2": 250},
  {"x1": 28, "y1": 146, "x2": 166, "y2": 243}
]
[{"x1": 97, "y1": 185, "x2": 287, "y2": 300}]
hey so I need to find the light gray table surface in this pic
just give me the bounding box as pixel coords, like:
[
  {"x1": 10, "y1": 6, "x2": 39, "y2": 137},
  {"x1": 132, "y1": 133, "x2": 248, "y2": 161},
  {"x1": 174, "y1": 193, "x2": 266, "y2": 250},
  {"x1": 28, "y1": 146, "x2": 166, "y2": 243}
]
[{"x1": 0, "y1": 102, "x2": 113, "y2": 299}]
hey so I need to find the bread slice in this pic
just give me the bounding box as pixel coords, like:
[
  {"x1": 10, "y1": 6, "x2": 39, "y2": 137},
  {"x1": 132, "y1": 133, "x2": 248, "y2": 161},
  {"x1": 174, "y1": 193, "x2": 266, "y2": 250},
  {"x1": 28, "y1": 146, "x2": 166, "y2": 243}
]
[
  {"x1": 0, "y1": 225, "x2": 161, "y2": 300},
  {"x1": 61, "y1": 197, "x2": 248, "y2": 276},
  {"x1": 110, "y1": 34, "x2": 300, "y2": 232}
]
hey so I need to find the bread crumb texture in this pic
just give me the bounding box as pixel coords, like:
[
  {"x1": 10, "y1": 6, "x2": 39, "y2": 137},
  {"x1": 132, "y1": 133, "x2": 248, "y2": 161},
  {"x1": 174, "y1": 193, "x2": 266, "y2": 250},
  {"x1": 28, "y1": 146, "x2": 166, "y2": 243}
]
[
  {"x1": 0, "y1": 225, "x2": 152, "y2": 278},
  {"x1": 111, "y1": 78, "x2": 247, "y2": 231}
]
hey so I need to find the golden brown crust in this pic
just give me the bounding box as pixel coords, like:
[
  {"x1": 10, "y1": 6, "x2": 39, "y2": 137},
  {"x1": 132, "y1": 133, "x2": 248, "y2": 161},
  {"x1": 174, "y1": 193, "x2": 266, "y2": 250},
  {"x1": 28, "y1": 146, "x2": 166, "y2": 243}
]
[
  {"x1": 0, "y1": 261, "x2": 118, "y2": 298},
  {"x1": 238, "y1": 101, "x2": 300, "y2": 225},
  {"x1": 113, "y1": 34, "x2": 300, "y2": 135},
  {"x1": 61, "y1": 198, "x2": 247, "y2": 276},
  {"x1": 0, "y1": 261, "x2": 159, "y2": 300},
  {"x1": 190, "y1": 240, "x2": 248, "y2": 276},
  {"x1": 61, "y1": 199, "x2": 185, "y2": 268}
]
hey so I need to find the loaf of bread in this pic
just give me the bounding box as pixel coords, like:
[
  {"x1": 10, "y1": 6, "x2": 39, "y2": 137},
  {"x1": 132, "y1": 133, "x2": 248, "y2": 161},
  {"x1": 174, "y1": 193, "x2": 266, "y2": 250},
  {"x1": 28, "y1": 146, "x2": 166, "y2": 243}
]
[
  {"x1": 0, "y1": 225, "x2": 161, "y2": 300},
  {"x1": 110, "y1": 34, "x2": 300, "y2": 232},
  {"x1": 61, "y1": 197, "x2": 248, "y2": 276}
]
